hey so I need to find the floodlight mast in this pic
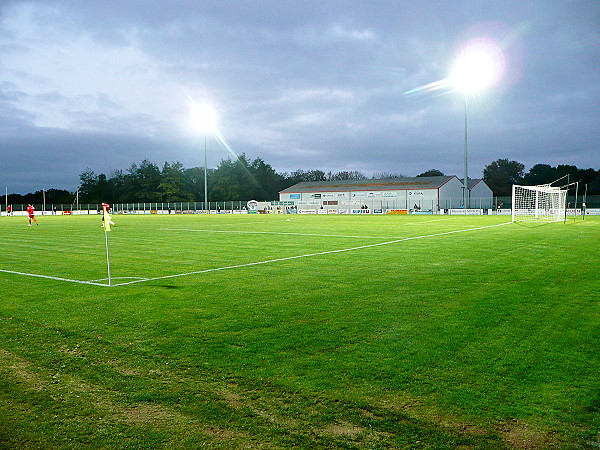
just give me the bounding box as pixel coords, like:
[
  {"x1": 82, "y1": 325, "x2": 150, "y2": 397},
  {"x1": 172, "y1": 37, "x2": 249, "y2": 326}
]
[
  {"x1": 204, "y1": 132, "x2": 208, "y2": 212},
  {"x1": 451, "y1": 71, "x2": 474, "y2": 209},
  {"x1": 463, "y1": 93, "x2": 469, "y2": 209},
  {"x1": 450, "y1": 40, "x2": 505, "y2": 209}
]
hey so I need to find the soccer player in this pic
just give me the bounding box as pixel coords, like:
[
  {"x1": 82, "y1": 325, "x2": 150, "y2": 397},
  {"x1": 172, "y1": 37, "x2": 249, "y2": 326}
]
[{"x1": 26, "y1": 204, "x2": 38, "y2": 226}]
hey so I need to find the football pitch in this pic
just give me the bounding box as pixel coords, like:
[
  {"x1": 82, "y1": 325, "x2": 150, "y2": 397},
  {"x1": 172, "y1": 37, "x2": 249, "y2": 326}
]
[{"x1": 1, "y1": 213, "x2": 598, "y2": 448}]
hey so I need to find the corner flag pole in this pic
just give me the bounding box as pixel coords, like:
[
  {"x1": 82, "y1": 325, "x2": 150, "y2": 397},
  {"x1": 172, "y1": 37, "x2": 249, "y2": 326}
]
[
  {"x1": 105, "y1": 229, "x2": 112, "y2": 286},
  {"x1": 102, "y1": 205, "x2": 114, "y2": 286}
]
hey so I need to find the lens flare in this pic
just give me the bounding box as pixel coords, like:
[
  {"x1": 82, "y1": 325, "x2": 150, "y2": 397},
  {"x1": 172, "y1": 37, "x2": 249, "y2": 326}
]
[
  {"x1": 404, "y1": 79, "x2": 452, "y2": 97},
  {"x1": 212, "y1": 128, "x2": 267, "y2": 195}
]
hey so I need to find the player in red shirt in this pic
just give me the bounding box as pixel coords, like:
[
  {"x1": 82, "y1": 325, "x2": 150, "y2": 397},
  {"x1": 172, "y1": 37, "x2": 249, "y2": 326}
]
[{"x1": 27, "y1": 204, "x2": 38, "y2": 226}]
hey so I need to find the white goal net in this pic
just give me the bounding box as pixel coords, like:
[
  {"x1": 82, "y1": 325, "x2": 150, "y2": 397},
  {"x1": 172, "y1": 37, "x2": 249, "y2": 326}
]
[{"x1": 512, "y1": 184, "x2": 567, "y2": 223}]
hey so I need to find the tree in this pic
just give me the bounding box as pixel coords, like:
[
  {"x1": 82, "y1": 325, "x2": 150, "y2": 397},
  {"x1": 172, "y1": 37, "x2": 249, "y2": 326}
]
[
  {"x1": 555, "y1": 165, "x2": 581, "y2": 185},
  {"x1": 248, "y1": 157, "x2": 285, "y2": 200},
  {"x1": 588, "y1": 170, "x2": 600, "y2": 194},
  {"x1": 125, "y1": 160, "x2": 161, "y2": 201},
  {"x1": 372, "y1": 172, "x2": 406, "y2": 179},
  {"x1": 79, "y1": 168, "x2": 98, "y2": 202},
  {"x1": 45, "y1": 188, "x2": 73, "y2": 204},
  {"x1": 210, "y1": 156, "x2": 250, "y2": 201},
  {"x1": 483, "y1": 159, "x2": 525, "y2": 196},
  {"x1": 182, "y1": 167, "x2": 207, "y2": 201},
  {"x1": 326, "y1": 171, "x2": 367, "y2": 181},
  {"x1": 287, "y1": 169, "x2": 326, "y2": 183},
  {"x1": 417, "y1": 169, "x2": 445, "y2": 177},
  {"x1": 522, "y1": 164, "x2": 600, "y2": 194},
  {"x1": 158, "y1": 161, "x2": 194, "y2": 202},
  {"x1": 109, "y1": 169, "x2": 127, "y2": 203},
  {"x1": 97, "y1": 173, "x2": 110, "y2": 202},
  {"x1": 577, "y1": 168, "x2": 599, "y2": 190},
  {"x1": 522, "y1": 164, "x2": 556, "y2": 186},
  {"x1": 207, "y1": 154, "x2": 283, "y2": 201}
]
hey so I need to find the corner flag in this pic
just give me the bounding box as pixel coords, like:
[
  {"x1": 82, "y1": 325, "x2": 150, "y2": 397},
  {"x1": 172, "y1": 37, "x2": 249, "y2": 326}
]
[{"x1": 103, "y1": 207, "x2": 112, "y2": 231}]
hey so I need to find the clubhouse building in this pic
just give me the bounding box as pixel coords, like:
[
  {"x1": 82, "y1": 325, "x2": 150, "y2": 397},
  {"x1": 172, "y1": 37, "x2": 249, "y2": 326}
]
[{"x1": 278, "y1": 176, "x2": 493, "y2": 213}]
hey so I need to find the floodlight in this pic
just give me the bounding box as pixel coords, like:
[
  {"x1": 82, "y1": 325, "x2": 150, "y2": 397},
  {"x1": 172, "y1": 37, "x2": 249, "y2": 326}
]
[
  {"x1": 190, "y1": 103, "x2": 217, "y2": 132},
  {"x1": 450, "y1": 39, "x2": 505, "y2": 94}
]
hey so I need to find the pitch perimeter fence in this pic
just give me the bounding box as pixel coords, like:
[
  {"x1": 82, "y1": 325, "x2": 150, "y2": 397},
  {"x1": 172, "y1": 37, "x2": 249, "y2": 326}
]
[
  {"x1": 2, "y1": 201, "x2": 249, "y2": 215},
  {"x1": 2, "y1": 195, "x2": 599, "y2": 216}
]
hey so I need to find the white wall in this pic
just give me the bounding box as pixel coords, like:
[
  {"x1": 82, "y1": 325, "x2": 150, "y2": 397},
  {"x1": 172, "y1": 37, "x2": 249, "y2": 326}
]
[
  {"x1": 280, "y1": 177, "x2": 480, "y2": 211},
  {"x1": 469, "y1": 180, "x2": 494, "y2": 209},
  {"x1": 281, "y1": 189, "x2": 441, "y2": 210},
  {"x1": 438, "y1": 176, "x2": 465, "y2": 209}
]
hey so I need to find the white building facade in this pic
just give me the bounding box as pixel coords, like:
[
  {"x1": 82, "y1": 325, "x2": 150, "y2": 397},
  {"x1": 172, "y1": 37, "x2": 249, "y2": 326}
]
[
  {"x1": 279, "y1": 176, "x2": 489, "y2": 213},
  {"x1": 468, "y1": 179, "x2": 494, "y2": 209}
]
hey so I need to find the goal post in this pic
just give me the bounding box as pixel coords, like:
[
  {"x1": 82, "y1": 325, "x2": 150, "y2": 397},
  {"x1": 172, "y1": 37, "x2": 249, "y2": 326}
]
[{"x1": 512, "y1": 184, "x2": 567, "y2": 224}]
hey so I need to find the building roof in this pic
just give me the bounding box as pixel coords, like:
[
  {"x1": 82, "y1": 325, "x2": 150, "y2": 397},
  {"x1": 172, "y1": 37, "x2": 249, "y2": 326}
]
[
  {"x1": 279, "y1": 176, "x2": 459, "y2": 193},
  {"x1": 468, "y1": 178, "x2": 483, "y2": 189}
]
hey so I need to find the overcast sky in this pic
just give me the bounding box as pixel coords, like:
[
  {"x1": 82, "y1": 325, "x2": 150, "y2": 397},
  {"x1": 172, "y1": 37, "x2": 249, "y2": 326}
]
[{"x1": 1, "y1": 0, "x2": 599, "y2": 194}]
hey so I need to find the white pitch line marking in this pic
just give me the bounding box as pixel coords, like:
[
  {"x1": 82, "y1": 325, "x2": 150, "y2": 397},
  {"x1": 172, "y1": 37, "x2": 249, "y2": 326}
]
[
  {"x1": 87, "y1": 276, "x2": 149, "y2": 283},
  {"x1": 403, "y1": 218, "x2": 449, "y2": 225},
  {"x1": 197, "y1": 221, "x2": 273, "y2": 226},
  {"x1": 0, "y1": 269, "x2": 108, "y2": 286},
  {"x1": 111, "y1": 222, "x2": 512, "y2": 287},
  {"x1": 1, "y1": 222, "x2": 512, "y2": 287},
  {"x1": 160, "y1": 228, "x2": 392, "y2": 239}
]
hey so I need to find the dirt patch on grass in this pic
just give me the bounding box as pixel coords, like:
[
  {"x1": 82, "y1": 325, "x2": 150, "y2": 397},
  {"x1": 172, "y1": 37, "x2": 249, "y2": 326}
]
[
  {"x1": 496, "y1": 419, "x2": 555, "y2": 449},
  {"x1": 319, "y1": 420, "x2": 394, "y2": 446},
  {"x1": 203, "y1": 427, "x2": 237, "y2": 439},
  {"x1": 380, "y1": 395, "x2": 564, "y2": 448},
  {"x1": 359, "y1": 408, "x2": 378, "y2": 419},
  {"x1": 0, "y1": 348, "x2": 47, "y2": 389},
  {"x1": 221, "y1": 389, "x2": 244, "y2": 408},
  {"x1": 59, "y1": 344, "x2": 87, "y2": 358},
  {"x1": 219, "y1": 387, "x2": 300, "y2": 427},
  {"x1": 322, "y1": 421, "x2": 365, "y2": 437},
  {"x1": 123, "y1": 404, "x2": 190, "y2": 426}
]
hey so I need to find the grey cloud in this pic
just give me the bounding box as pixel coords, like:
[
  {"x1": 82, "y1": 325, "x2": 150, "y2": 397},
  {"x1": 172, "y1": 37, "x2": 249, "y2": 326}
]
[{"x1": 0, "y1": 0, "x2": 599, "y2": 194}]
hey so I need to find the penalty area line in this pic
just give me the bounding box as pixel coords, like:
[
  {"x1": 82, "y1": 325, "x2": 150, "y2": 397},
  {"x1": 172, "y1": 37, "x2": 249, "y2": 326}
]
[{"x1": 111, "y1": 222, "x2": 512, "y2": 287}]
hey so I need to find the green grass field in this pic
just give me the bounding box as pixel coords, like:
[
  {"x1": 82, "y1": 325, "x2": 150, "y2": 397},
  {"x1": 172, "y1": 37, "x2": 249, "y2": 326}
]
[{"x1": 1, "y1": 213, "x2": 599, "y2": 449}]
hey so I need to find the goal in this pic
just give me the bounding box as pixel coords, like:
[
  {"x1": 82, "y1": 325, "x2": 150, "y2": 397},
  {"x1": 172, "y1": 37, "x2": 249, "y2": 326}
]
[{"x1": 512, "y1": 184, "x2": 567, "y2": 223}]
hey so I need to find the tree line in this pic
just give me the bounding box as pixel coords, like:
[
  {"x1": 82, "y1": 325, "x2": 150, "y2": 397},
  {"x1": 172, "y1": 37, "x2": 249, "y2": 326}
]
[
  {"x1": 482, "y1": 159, "x2": 600, "y2": 197},
  {"x1": 3, "y1": 156, "x2": 599, "y2": 205}
]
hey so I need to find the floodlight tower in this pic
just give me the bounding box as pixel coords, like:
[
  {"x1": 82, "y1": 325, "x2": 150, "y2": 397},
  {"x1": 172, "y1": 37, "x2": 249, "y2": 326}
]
[
  {"x1": 450, "y1": 39, "x2": 504, "y2": 208},
  {"x1": 191, "y1": 103, "x2": 217, "y2": 212}
]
